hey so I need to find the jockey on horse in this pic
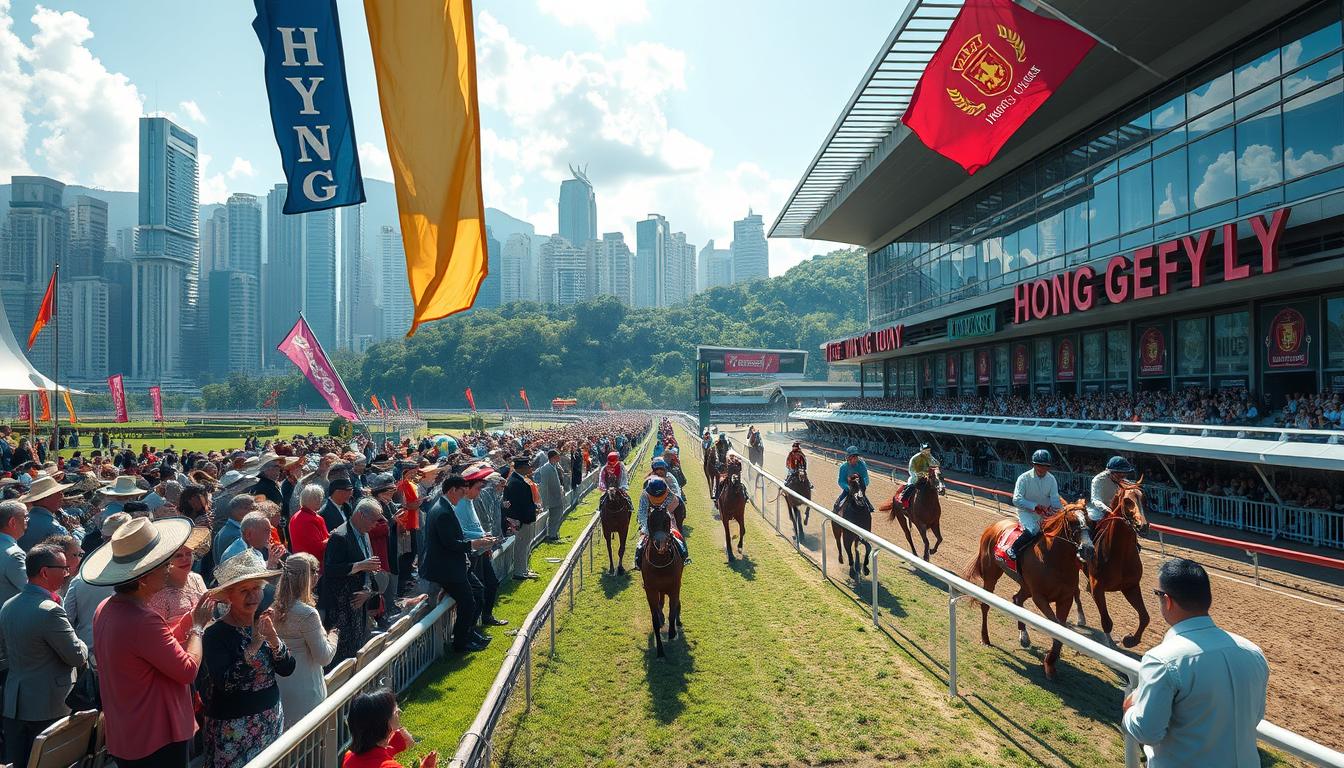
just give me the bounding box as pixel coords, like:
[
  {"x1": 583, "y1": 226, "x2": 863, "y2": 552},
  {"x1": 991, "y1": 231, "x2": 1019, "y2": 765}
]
[
  {"x1": 833, "y1": 446, "x2": 869, "y2": 512},
  {"x1": 633, "y1": 476, "x2": 689, "y2": 568},
  {"x1": 598, "y1": 451, "x2": 629, "y2": 498},
  {"x1": 1007, "y1": 449, "x2": 1082, "y2": 564},
  {"x1": 710, "y1": 432, "x2": 732, "y2": 499},
  {"x1": 898, "y1": 442, "x2": 945, "y2": 509},
  {"x1": 785, "y1": 441, "x2": 812, "y2": 489}
]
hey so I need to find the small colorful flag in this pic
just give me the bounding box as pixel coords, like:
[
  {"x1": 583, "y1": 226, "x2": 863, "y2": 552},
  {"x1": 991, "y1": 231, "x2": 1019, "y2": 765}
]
[
  {"x1": 108, "y1": 374, "x2": 128, "y2": 423},
  {"x1": 62, "y1": 390, "x2": 76, "y2": 424},
  {"x1": 149, "y1": 385, "x2": 164, "y2": 421},
  {"x1": 519, "y1": 388, "x2": 530, "y2": 410},
  {"x1": 17, "y1": 394, "x2": 30, "y2": 423},
  {"x1": 464, "y1": 387, "x2": 476, "y2": 412},
  {"x1": 37, "y1": 389, "x2": 51, "y2": 422},
  {"x1": 276, "y1": 315, "x2": 361, "y2": 421},
  {"x1": 27, "y1": 269, "x2": 56, "y2": 350},
  {"x1": 391, "y1": 395, "x2": 400, "y2": 413}
]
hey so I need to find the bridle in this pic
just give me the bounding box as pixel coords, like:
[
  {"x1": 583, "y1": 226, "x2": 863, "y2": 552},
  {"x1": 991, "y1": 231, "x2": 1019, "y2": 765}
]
[
  {"x1": 1096, "y1": 486, "x2": 1149, "y2": 537},
  {"x1": 644, "y1": 506, "x2": 679, "y2": 569}
]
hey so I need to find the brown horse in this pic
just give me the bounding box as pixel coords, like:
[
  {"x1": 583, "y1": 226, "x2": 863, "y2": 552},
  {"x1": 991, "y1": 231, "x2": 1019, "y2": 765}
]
[
  {"x1": 716, "y1": 457, "x2": 748, "y2": 561},
  {"x1": 747, "y1": 431, "x2": 765, "y2": 478},
  {"x1": 599, "y1": 487, "x2": 633, "y2": 575},
  {"x1": 880, "y1": 471, "x2": 944, "y2": 561},
  {"x1": 1083, "y1": 481, "x2": 1151, "y2": 648},
  {"x1": 838, "y1": 475, "x2": 874, "y2": 578},
  {"x1": 702, "y1": 443, "x2": 720, "y2": 505},
  {"x1": 964, "y1": 502, "x2": 1096, "y2": 680},
  {"x1": 640, "y1": 504, "x2": 684, "y2": 658},
  {"x1": 781, "y1": 467, "x2": 812, "y2": 544}
]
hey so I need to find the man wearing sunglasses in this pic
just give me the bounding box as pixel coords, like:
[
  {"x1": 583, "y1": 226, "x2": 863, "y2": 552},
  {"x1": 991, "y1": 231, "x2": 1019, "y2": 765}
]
[{"x1": 1122, "y1": 558, "x2": 1269, "y2": 767}]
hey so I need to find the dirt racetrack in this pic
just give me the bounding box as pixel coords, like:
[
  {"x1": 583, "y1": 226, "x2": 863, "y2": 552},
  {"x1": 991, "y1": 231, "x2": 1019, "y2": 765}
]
[{"x1": 721, "y1": 424, "x2": 1344, "y2": 754}]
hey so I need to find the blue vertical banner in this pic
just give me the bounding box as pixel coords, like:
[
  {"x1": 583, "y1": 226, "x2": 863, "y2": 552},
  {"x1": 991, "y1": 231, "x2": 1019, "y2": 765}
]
[{"x1": 253, "y1": 0, "x2": 365, "y2": 213}]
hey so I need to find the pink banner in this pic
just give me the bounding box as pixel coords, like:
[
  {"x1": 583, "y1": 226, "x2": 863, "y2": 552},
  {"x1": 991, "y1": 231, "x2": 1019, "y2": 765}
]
[
  {"x1": 107, "y1": 374, "x2": 128, "y2": 423},
  {"x1": 17, "y1": 394, "x2": 30, "y2": 422},
  {"x1": 149, "y1": 386, "x2": 163, "y2": 421},
  {"x1": 723, "y1": 352, "x2": 780, "y2": 375},
  {"x1": 277, "y1": 316, "x2": 360, "y2": 422}
]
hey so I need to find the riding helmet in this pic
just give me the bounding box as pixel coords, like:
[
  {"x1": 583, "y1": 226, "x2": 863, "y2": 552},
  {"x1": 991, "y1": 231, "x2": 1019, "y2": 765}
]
[
  {"x1": 1106, "y1": 455, "x2": 1135, "y2": 473},
  {"x1": 651, "y1": 458, "x2": 668, "y2": 471},
  {"x1": 791, "y1": 441, "x2": 800, "y2": 448},
  {"x1": 646, "y1": 477, "x2": 669, "y2": 503},
  {"x1": 920, "y1": 442, "x2": 931, "y2": 451},
  {"x1": 846, "y1": 446, "x2": 860, "y2": 456},
  {"x1": 606, "y1": 451, "x2": 619, "y2": 463},
  {"x1": 1031, "y1": 449, "x2": 1053, "y2": 466}
]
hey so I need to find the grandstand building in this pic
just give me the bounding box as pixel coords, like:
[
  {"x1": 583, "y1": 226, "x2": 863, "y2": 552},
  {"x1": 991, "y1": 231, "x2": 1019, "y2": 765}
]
[{"x1": 774, "y1": 0, "x2": 1344, "y2": 410}]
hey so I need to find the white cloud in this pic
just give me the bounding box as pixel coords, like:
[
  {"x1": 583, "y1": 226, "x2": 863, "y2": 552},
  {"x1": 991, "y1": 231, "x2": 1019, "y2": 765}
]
[
  {"x1": 358, "y1": 141, "x2": 392, "y2": 182},
  {"x1": 1237, "y1": 143, "x2": 1280, "y2": 193},
  {"x1": 0, "y1": 0, "x2": 31, "y2": 180},
  {"x1": 179, "y1": 99, "x2": 206, "y2": 125},
  {"x1": 226, "y1": 156, "x2": 254, "y2": 180},
  {"x1": 1193, "y1": 150, "x2": 1235, "y2": 208},
  {"x1": 535, "y1": 0, "x2": 648, "y2": 41},
  {"x1": 24, "y1": 4, "x2": 143, "y2": 189},
  {"x1": 198, "y1": 152, "x2": 229, "y2": 205}
]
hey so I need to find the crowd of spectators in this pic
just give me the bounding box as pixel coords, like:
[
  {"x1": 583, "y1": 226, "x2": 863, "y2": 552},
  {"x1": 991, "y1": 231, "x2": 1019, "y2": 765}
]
[
  {"x1": 837, "y1": 387, "x2": 1282, "y2": 428},
  {"x1": 0, "y1": 413, "x2": 649, "y2": 768}
]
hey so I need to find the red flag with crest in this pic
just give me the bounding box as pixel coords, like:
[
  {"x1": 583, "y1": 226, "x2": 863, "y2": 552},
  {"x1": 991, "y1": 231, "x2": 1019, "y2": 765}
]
[
  {"x1": 464, "y1": 388, "x2": 476, "y2": 412},
  {"x1": 901, "y1": 0, "x2": 1095, "y2": 174}
]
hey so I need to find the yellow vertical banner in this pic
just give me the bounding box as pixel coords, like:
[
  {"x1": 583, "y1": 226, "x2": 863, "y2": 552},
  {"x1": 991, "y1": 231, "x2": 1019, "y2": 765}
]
[
  {"x1": 364, "y1": 0, "x2": 488, "y2": 336},
  {"x1": 62, "y1": 390, "x2": 76, "y2": 424}
]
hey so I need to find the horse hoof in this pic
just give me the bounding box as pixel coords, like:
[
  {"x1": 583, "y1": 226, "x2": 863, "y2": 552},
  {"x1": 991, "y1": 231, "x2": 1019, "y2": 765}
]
[
  {"x1": 1122, "y1": 635, "x2": 1141, "y2": 649},
  {"x1": 617, "y1": 566, "x2": 626, "y2": 576},
  {"x1": 1043, "y1": 664, "x2": 1057, "y2": 681},
  {"x1": 657, "y1": 649, "x2": 665, "y2": 658},
  {"x1": 1018, "y1": 632, "x2": 1031, "y2": 649}
]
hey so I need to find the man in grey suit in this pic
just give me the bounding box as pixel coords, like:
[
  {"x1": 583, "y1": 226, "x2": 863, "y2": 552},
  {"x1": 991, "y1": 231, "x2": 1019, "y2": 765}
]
[
  {"x1": 0, "y1": 541, "x2": 87, "y2": 768},
  {"x1": 537, "y1": 449, "x2": 566, "y2": 542},
  {"x1": 0, "y1": 500, "x2": 27, "y2": 721}
]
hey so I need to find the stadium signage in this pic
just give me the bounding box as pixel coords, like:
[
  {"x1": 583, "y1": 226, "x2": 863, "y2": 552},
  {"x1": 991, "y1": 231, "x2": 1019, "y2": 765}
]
[
  {"x1": 826, "y1": 324, "x2": 905, "y2": 363},
  {"x1": 1012, "y1": 207, "x2": 1290, "y2": 324},
  {"x1": 947, "y1": 308, "x2": 997, "y2": 340}
]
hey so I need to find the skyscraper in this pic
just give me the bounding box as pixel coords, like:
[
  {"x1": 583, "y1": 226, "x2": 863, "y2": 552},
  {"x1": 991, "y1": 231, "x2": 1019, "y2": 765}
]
[
  {"x1": 3, "y1": 176, "x2": 67, "y2": 374},
  {"x1": 634, "y1": 214, "x2": 667, "y2": 308},
  {"x1": 132, "y1": 117, "x2": 198, "y2": 383},
  {"x1": 103, "y1": 255, "x2": 132, "y2": 375},
  {"x1": 665, "y1": 231, "x2": 695, "y2": 305},
  {"x1": 593, "y1": 232, "x2": 633, "y2": 306},
  {"x1": 113, "y1": 227, "x2": 137, "y2": 261},
  {"x1": 731, "y1": 209, "x2": 769, "y2": 283},
  {"x1": 539, "y1": 235, "x2": 589, "y2": 305},
  {"x1": 380, "y1": 226, "x2": 411, "y2": 339},
  {"x1": 558, "y1": 164, "x2": 596, "y2": 246},
  {"x1": 67, "y1": 195, "x2": 108, "y2": 278},
  {"x1": 339, "y1": 203, "x2": 365, "y2": 348},
  {"x1": 698, "y1": 239, "x2": 733, "y2": 291},
  {"x1": 303, "y1": 209, "x2": 337, "y2": 348},
  {"x1": 500, "y1": 232, "x2": 536, "y2": 304},
  {"x1": 200, "y1": 208, "x2": 229, "y2": 276},
  {"x1": 264, "y1": 184, "x2": 303, "y2": 367},
  {"x1": 222, "y1": 194, "x2": 262, "y2": 373},
  {"x1": 60, "y1": 277, "x2": 108, "y2": 381},
  {"x1": 477, "y1": 226, "x2": 502, "y2": 309},
  {"x1": 226, "y1": 194, "x2": 262, "y2": 277}
]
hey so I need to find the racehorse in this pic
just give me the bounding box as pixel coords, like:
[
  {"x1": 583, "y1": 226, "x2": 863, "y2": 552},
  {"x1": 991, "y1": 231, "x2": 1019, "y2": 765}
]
[
  {"x1": 640, "y1": 503, "x2": 684, "y2": 658},
  {"x1": 964, "y1": 502, "x2": 1096, "y2": 680},
  {"x1": 879, "y1": 471, "x2": 943, "y2": 561},
  {"x1": 702, "y1": 446, "x2": 721, "y2": 506},
  {"x1": 838, "y1": 474, "x2": 874, "y2": 578},
  {"x1": 599, "y1": 487, "x2": 633, "y2": 575},
  {"x1": 747, "y1": 431, "x2": 765, "y2": 478},
  {"x1": 781, "y1": 467, "x2": 812, "y2": 544},
  {"x1": 716, "y1": 457, "x2": 748, "y2": 561},
  {"x1": 1081, "y1": 480, "x2": 1151, "y2": 648}
]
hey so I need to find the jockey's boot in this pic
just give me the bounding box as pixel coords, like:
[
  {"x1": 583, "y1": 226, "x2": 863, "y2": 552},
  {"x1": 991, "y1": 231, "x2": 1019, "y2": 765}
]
[
  {"x1": 1007, "y1": 530, "x2": 1040, "y2": 563},
  {"x1": 679, "y1": 539, "x2": 690, "y2": 564},
  {"x1": 633, "y1": 540, "x2": 643, "y2": 570}
]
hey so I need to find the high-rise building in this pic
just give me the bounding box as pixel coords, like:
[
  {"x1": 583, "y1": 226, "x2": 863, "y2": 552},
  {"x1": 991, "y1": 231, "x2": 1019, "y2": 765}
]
[
  {"x1": 264, "y1": 184, "x2": 303, "y2": 367},
  {"x1": 67, "y1": 195, "x2": 108, "y2": 278},
  {"x1": 500, "y1": 232, "x2": 536, "y2": 304},
  {"x1": 731, "y1": 209, "x2": 769, "y2": 283},
  {"x1": 303, "y1": 209, "x2": 337, "y2": 349},
  {"x1": 634, "y1": 214, "x2": 667, "y2": 308},
  {"x1": 3, "y1": 176, "x2": 67, "y2": 374},
  {"x1": 558, "y1": 164, "x2": 597, "y2": 246},
  {"x1": 380, "y1": 226, "x2": 411, "y2": 339},
  {"x1": 226, "y1": 194, "x2": 262, "y2": 277},
  {"x1": 698, "y1": 239, "x2": 733, "y2": 291},
  {"x1": 103, "y1": 255, "x2": 132, "y2": 375},
  {"x1": 339, "y1": 203, "x2": 364, "y2": 348},
  {"x1": 60, "y1": 277, "x2": 108, "y2": 381},
  {"x1": 665, "y1": 231, "x2": 695, "y2": 305},
  {"x1": 592, "y1": 232, "x2": 633, "y2": 305},
  {"x1": 113, "y1": 227, "x2": 137, "y2": 261},
  {"x1": 133, "y1": 117, "x2": 199, "y2": 383},
  {"x1": 223, "y1": 194, "x2": 263, "y2": 372},
  {"x1": 539, "y1": 235, "x2": 589, "y2": 305},
  {"x1": 200, "y1": 208, "x2": 229, "y2": 276},
  {"x1": 477, "y1": 227, "x2": 502, "y2": 309},
  {"x1": 207, "y1": 270, "x2": 261, "y2": 377}
]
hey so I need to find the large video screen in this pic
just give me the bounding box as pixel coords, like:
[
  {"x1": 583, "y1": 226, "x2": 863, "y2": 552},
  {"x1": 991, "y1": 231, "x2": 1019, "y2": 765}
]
[{"x1": 697, "y1": 347, "x2": 808, "y2": 379}]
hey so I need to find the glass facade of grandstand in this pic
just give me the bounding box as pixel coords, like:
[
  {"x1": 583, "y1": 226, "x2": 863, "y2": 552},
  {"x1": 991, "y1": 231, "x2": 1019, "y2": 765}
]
[{"x1": 862, "y1": 2, "x2": 1344, "y2": 408}]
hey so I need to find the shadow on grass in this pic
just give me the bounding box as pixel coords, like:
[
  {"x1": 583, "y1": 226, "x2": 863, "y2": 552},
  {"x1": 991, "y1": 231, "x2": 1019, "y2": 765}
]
[
  {"x1": 600, "y1": 569, "x2": 633, "y2": 599},
  {"x1": 726, "y1": 552, "x2": 757, "y2": 580},
  {"x1": 960, "y1": 694, "x2": 1082, "y2": 768},
  {"x1": 641, "y1": 627, "x2": 694, "y2": 724}
]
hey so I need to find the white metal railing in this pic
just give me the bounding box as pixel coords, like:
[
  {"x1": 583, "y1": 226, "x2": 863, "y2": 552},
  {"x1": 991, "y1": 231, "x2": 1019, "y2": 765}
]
[
  {"x1": 245, "y1": 428, "x2": 653, "y2": 768},
  {"x1": 447, "y1": 431, "x2": 656, "y2": 768},
  {"x1": 731, "y1": 448, "x2": 1344, "y2": 768}
]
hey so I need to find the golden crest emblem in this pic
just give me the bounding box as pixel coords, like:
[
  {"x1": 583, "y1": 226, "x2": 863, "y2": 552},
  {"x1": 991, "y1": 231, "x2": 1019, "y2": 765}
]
[
  {"x1": 1061, "y1": 346, "x2": 1072, "y2": 369},
  {"x1": 1277, "y1": 318, "x2": 1299, "y2": 352},
  {"x1": 952, "y1": 33, "x2": 1014, "y2": 96}
]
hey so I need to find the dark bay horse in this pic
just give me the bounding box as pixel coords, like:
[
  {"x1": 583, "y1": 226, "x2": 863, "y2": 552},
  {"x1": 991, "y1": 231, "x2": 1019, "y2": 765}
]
[
  {"x1": 747, "y1": 431, "x2": 765, "y2": 478},
  {"x1": 880, "y1": 472, "x2": 943, "y2": 561},
  {"x1": 1082, "y1": 481, "x2": 1151, "y2": 648},
  {"x1": 781, "y1": 467, "x2": 812, "y2": 544},
  {"x1": 599, "y1": 487, "x2": 632, "y2": 575},
  {"x1": 640, "y1": 504, "x2": 684, "y2": 658},
  {"x1": 717, "y1": 457, "x2": 748, "y2": 561},
  {"x1": 838, "y1": 475, "x2": 874, "y2": 578},
  {"x1": 964, "y1": 502, "x2": 1096, "y2": 680},
  {"x1": 702, "y1": 445, "x2": 720, "y2": 505}
]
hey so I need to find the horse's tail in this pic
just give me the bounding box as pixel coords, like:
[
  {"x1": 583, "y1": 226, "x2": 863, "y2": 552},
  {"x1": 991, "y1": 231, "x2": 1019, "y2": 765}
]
[
  {"x1": 963, "y1": 526, "x2": 992, "y2": 586},
  {"x1": 877, "y1": 496, "x2": 896, "y2": 518}
]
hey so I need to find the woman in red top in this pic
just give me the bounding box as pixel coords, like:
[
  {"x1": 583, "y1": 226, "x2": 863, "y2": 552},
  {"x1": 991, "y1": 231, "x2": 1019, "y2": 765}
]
[
  {"x1": 288, "y1": 484, "x2": 330, "y2": 564},
  {"x1": 344, "y1": 688, "x2": 436, "y2": 768}
]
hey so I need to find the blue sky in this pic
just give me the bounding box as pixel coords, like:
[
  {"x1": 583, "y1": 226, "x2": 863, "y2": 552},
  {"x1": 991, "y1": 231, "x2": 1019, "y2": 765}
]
[{"x1": 0, "y1": 0, "x2": 897, "y2": 272}]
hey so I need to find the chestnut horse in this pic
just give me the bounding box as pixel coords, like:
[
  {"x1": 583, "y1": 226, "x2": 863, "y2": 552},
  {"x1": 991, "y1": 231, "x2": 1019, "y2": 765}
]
[
  {"x1": 599, "y1": 487, "x2": 633, "y2": 575},
  {"x1": 717, "y1": 457, "x2": 748, "y2": 561},
  {"x1": 640, "y1": 503, "x2": 684, "y2": 658},
  {"x1": 964, "y1": 502, "x2": 1096, "y2": 680},
  {"x1": 879, "y1": 471, "x2": 943, "y2": 561},
  {"x1": 781, "y1": 467, "x2": 812, "y2": 544},
  {"x1": 1083, "y1": 481, "x2": 1151, "y2": 647}
]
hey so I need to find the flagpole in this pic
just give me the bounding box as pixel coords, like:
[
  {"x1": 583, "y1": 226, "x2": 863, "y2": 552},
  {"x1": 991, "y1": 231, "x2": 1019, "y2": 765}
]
[
  {"x1": 52, "y1": 262, "x2": 60, "y2": 462},
  {"x1": 1025, "y1": 0, "x2": 1164, "y2": 79}
]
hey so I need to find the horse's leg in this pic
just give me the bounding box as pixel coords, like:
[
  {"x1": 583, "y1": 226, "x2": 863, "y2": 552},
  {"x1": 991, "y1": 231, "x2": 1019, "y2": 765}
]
[
  {"x1": 862, "y1": 540, "x2": 872, "y2": 576},
  {"x1": 736, "y1": 513, "x2": 745, "y2": 553},
  {"x1": 722, "y1": 517, "x2": 735, "y2": 562},
  {"x1": 604, "y1": 528, "x2": 615, "y2": 574},
  {"x1": 894, "y1": 510, "x2": 916, "y2": 554},
  {"x1": 649, "y1": 590, "x2": 665, "y2": 658},
  {"x1": 1119, "y1": 584, "x2": 1151, "y2": 649},
  {"x1": 929, "y1": 516, "x2": 943, "y2": 556},
  {"x1": 979, "y1": 562, "x2": 1001, "y2": 646},
  {"x1": 1014, "y1": 587, "x2": 1032, "y2": 648},
  {"x1": 1092, "y1": 583, "x2": 1114, "y2": 644},
  {"x1": 617, "y1": 524, "x2": 628, "y2": 576},
  {"x1": 917, "y1": 523, "x2": 931, "y2": 562},
  {"x1": 667, "y1": 592, "x2": 680, "y2": 641},
  {"x1": 833, "y1": 523, "x2": 845, "y2": 565},
  {"x1": 1041, "y1": 596, "x2": 1073, "y2": 681}
]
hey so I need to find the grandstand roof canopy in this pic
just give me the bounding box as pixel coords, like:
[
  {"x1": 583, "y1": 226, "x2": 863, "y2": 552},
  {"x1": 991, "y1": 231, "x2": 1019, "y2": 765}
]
[
  {"x1": 743, "y1": 381, "x2": 865, "y2": 400},
  {"x1": 770, "y1": 0, "x2": 1314, "y2": 250}
]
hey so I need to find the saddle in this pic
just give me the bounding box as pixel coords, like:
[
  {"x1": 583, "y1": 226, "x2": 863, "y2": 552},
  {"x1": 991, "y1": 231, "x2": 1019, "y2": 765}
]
[{"x1": 994, "y1": 525, "x2": 1026, "y2": 574}]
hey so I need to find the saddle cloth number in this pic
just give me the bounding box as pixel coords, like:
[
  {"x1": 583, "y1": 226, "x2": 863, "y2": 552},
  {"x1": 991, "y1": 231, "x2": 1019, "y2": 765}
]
[{"x1": 994, "y1": 525, "x2": 1024, "y2": 572}]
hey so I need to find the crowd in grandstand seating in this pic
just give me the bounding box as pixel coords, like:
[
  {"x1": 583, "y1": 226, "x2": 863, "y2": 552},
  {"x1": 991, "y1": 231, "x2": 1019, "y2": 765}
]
[
  {"x1": 837, "y1": 387, "x2": 1292, "y2": 428},
  {"x1": 0, "y1": 413, "x2": 649, "y2": 768}
]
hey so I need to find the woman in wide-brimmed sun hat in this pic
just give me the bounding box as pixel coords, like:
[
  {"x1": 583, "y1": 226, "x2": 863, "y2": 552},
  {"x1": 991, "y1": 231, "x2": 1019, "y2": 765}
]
[
  {"x1": 86, "y1": 516, "x2": 218, "y2": 768},
  {"x1": 199, "y1": 549, "x2": 292, "y2": 768}
]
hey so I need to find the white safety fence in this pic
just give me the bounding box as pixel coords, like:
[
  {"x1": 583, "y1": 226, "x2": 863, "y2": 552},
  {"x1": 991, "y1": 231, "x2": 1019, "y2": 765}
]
[
  {"x1": 724, "y1": 441, "x2": 1344, "y2": 768},
  {"x1": 243, "y1": 431, "x2": 653, "y2": 768}
]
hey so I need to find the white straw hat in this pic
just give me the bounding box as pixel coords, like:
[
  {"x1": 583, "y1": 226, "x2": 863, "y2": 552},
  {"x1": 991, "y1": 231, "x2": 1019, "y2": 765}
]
[
  {"x1": 209, "y1": 549, "x2": 281, "y2": 595},
  {"x1": 80, "y1": 517, "x2": 192, "y2": 587},
  {"x1": 100, "y1": 475, "x2": 149, "y2": 499},
  {"x1": 18, "y1": 474, "x2": 74, "y2": 504}
]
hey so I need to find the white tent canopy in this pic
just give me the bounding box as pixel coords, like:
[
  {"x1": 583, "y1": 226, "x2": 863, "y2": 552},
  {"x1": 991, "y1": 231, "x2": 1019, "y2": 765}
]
[{"x1": 0, "y1": 299, "x2": 75, "y2": 395}]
